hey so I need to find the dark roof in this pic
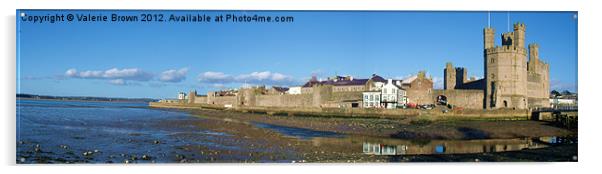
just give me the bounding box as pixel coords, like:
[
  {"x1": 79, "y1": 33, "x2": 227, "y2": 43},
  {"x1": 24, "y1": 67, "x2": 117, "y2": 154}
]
[
  {"x1": 301, "y1": 74, "x2": 388, "y2": 87},
  {"x1": 369, "y1": 74, "x2": 387, "y2": 83},
  {"x1": 324, "y1": 79, "x2": 368, "y2": 86},
  {"x1": 272, "y1": 86, "x2": 290, "y2": 92},
  {"x1": 302, "y1": 79, "x2": 321, "y2": 87}
]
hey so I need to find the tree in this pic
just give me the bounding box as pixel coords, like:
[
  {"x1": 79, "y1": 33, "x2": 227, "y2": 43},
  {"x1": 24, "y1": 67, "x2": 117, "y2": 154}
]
[
  {"x1": 561, "y1": 90, "x2": 573, "y2": 96},
  {"x1": 550, "y1": 90, "x2": 561, "y2": 97}
]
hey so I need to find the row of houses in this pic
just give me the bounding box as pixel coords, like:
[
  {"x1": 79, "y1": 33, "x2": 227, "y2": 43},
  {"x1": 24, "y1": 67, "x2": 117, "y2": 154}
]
[
  {"x1": 279, "y1": 72, "x2": 429, "y2": 109},
  {"x1": 174, "y1": 71, "x2": 434, "y2": 109}
]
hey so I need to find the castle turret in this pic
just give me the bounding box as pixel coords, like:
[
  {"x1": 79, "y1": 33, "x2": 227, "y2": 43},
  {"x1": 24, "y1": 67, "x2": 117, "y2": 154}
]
[
  {"x1": 444, "y1": 62, "x2": 456, "y2": 90},
  {"x1": 529, "y1": 43, "x2": 539, "y2": 61},
  {"x1": 188, "y1": 90, "x2": 197, "y2": 104},
  {"x1": 513, "y1": 23, "x2": 526, "y2": 48},
  {"x1": 484, "y1": 27, "x2": 495, "y2": 49}
]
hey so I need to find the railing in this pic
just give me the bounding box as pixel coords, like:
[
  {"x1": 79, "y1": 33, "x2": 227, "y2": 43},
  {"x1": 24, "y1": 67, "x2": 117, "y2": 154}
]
[{"x1": 532, "y1": 106, "x2": 578, "y2": 112}]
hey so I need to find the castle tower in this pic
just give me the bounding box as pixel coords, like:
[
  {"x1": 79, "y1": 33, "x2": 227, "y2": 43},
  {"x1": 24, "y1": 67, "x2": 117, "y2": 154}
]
[
  {"x1": 526, "y1": 43, "x2": 551, "y2": 108},
  {"x1": 484, "y1": 22, "x2": 529, "y2": 109},
  {"x1": 513, "y1": 23, "x2": 526, "y2": 48},
  {"x1": 188, "y1": 90, "x2": 197, "y2": 104},
  {"x1": 484, "y1": 27, "x2": 495, "y2": 49},
  {"x1": 455, "y1": 67, "x2": 467, "y2": 85},
  {"x1": 529, "y1": 44, "x2": 539, "y2": 61},
  {"x1": 444, "y1": 62, "x2": 456, "y2": 90}
]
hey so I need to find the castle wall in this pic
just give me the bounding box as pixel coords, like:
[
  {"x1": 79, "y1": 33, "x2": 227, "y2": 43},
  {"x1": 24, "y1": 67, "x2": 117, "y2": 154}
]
[
  {"x1": 433, "y1": 89, "x2": 484, "y2": 109},
  {"x1": 255, "y1": 94, "x2": 314, "y2": 107},
  {"x1": 206, "y1": 95, "x2": 237, "y2": 106},
  {"x1": 301, "y1": 87, "x2": 313, "y2": 94},
  {"x1": 330, "y1": 91, "x2": 363, "y2": 102},
  {"x1": 193, "y1": 96, "x2": 207, "y2": 104},
  {"x1": 458, "y1": 79, "x2": 485, "y2": 90}
]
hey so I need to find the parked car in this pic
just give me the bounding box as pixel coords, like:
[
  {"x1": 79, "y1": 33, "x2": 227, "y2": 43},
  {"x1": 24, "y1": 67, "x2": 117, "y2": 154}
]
[{"x1": 419, "y1": 104, "x2": 435, "y2": 110}]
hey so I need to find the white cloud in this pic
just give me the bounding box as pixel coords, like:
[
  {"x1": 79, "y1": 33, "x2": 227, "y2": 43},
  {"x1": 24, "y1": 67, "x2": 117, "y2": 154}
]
[
  {"x1": 109, "y1": 79, "x2": 126, "y2": 85},
  {"x1": 65, "y1": 68, "x2": 77, "y2": 77},
  {"x1": 65, "y1": 68, "x2": 152, "y2": 81},
  {"x1": 64, "y1": 67, "x2": 189, "y2": 86},
  {"x1": 198, "y1": 71, "x2": 232, "y2": 82},
  {"x1": 198, "y1": 71, "x2": 296, "y2": 86},
  {"x1": 159, "y1": 68, "x2": 188, "y2": 83},
  {"x1": 235, "y1": 71, "x2": 272, "y2": 81}
]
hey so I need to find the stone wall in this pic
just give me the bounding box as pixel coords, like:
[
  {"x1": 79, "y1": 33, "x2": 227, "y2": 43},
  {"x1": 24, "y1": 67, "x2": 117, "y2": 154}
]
[
  {"x1": 255, "y1": 94, "x2": 314, "y2": 107},
  {"x1": 330, "y1": 91, "x2": 363, "y2": 102},
  {"x1": 433, "y1": 89, "x2": 484, "y2": 109},
  {"x1": 193, "y1": 96, "x2": 208, "y2": 104},
  {"x1": 206, "y1": 95, "x2": 237, "y2": 106}
]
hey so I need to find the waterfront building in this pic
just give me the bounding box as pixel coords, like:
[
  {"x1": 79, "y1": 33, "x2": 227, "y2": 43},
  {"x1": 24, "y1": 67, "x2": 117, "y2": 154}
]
[
  {"x1": 301, "y1": 74, "x2": 387, "y2": 94},
  {"x1": 381, "y1": 79, "x2": 406, "y2": 109},
  {"x1": 177, "y1": 92, "x2": 187, "y2": 100},
  {"x1": 268, "y1": 86, "x2": 289, "y2": 95},
  {"x1": 287, "y1": 86, "x2": 302, "y2": 95},
  {"x1": 362, "y1": 91, "x2": 381, "y2": 108}
]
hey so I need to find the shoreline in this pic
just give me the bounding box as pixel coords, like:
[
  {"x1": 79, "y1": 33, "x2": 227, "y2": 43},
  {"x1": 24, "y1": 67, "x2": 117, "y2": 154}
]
[
  {"x1": 17, "y1": 97, "x2": 152, "y2": 103},
  {"x1": 169, "y1": 106, "x2": 576, "y2": 140},
  {"x1": 149, "y1": 102, "x2": 533, "y2": 120},
  {"x1": 162, "y1": 107, "x2": 577, "y2": 162}
]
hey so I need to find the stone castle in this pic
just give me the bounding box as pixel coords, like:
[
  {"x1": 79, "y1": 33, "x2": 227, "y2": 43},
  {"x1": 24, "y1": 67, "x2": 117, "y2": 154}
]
[
  {"x1": 444, "y1": 22, "x2": 550, "y2": 109},
  {"x1": 177, "y1": 22, "x2": 550, "y2": 110}
]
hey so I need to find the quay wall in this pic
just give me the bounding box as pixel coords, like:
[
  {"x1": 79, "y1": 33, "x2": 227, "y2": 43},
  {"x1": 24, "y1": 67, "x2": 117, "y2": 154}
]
[
  {"x1": 149, "y1": 102, "x2": 530, "y2": 120},
  {"x1": 433, "y1": 89, "x2": 484, "y2": 109}
]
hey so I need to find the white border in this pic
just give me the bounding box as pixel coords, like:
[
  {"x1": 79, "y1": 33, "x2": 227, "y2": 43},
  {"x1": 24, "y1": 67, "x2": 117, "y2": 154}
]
[{"x1": 3, "y1": 0, "x2": 600, "y2": 174}]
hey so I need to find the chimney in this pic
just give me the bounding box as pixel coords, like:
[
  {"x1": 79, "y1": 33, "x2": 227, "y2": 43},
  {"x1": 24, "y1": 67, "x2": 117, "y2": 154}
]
[{"x1": 388, "y1": 79, "x2": 393, "y2": 84}]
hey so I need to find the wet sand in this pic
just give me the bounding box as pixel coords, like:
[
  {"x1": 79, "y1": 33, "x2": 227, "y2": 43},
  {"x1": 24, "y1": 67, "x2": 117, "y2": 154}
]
[
  {"x1": 183, "y1": 108, "x2": 575, "y2": 140},
  {"x1": 162, "y1": 108, "x2": 577, "y2": 162}
]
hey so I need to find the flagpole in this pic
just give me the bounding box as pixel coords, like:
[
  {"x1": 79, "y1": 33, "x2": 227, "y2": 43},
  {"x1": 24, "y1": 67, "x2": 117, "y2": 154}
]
[{"x1": 488, "y1": 11, "x2": 491, "y2": 28}]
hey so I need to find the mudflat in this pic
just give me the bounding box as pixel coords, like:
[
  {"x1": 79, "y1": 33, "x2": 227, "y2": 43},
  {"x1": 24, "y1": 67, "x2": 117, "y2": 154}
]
[{"x1": 158, "y1": 108, "x2": 577, "y2": 162}]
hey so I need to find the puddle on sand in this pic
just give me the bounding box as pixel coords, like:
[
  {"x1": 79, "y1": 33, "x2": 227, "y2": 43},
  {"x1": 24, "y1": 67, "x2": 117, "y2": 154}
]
[{"x1": 360, "y1": 136, "x2": 577, "y2": 156}]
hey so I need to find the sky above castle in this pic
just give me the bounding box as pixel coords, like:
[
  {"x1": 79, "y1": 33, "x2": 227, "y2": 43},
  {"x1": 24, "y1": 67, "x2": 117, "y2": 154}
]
[{"x1": 17, "y1": 10, "x2": 578, "y2": 99}]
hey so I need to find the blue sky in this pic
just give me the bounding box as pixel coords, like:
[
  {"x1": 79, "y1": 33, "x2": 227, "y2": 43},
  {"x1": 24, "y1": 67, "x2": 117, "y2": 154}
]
[{"x1": 16, "y1": 10, "x2": 578, "y2": 99}]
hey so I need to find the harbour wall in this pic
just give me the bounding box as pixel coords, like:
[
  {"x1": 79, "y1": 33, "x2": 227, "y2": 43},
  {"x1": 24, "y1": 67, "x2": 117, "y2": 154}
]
[{"x1": 149, "y1": 102, "x2": 530, "y2": 120}]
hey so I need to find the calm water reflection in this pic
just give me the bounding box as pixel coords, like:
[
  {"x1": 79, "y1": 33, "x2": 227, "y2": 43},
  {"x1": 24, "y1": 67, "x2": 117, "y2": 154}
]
[{"x1": 361, "y1": 137, "x2": 577, "y2": 156}]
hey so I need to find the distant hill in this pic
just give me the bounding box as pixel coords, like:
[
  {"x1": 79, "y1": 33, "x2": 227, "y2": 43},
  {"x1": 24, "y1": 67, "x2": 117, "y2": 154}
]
[{"x1": 16, "y1": 93, "x2": 157, "y2": 103}]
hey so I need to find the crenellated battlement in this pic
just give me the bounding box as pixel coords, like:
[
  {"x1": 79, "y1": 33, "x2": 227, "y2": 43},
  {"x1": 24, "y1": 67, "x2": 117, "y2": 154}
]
[
  {"x1": 529, "y1": 43, "x2": 539, "y2": 48},
  {"x1": 514, "y1": 22, "x2": 526, "y2": 31},
  {"x1": 486, "y1": 45, "x2": 527, "y2": 55}
]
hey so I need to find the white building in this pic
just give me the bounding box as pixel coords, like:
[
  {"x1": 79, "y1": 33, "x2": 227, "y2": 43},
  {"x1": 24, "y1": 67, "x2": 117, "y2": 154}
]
[
  {"x1": 287, "y1": 86, "x2": 302, "y2": 95},
  {"x1": 177, "y1": 92, "x2": 187, "y2": 100},
  {"x1": 363, "y1": 79, "x2": 407, "y2": 109},
  {"x1": 362, "y1": 91, "x2": 381, "y2": 108},
  {"x1": 549, "y1": 98, "x2": 577, "y2": 106},
  {"x1": 381, "y1": 79, "x2": 406, "y2": 109}
]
